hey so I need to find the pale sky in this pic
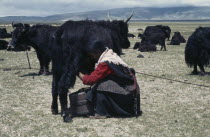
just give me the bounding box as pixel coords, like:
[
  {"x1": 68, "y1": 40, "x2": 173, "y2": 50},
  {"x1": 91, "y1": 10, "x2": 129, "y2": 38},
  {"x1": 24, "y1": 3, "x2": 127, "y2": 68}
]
[{"x1": 0, "y1": 0, "x2": 209, "y2": 17}]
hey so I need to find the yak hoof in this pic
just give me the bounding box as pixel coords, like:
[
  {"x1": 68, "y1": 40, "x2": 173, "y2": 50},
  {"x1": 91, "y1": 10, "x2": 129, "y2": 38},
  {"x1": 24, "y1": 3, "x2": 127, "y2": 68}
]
[
  {"x1": 63, "y1": 114, "x2": 73, "y2": 123},
  {"x1": 51, "y1": 105, "x2": 58, "y2": 115},
  {"x1": 51, "y1": 109, "x2": 58, "y2": 115},
  {"x1": 38, "y1": 70, "x2": 44, "y2": 75},
  {"x1": 200, "y1": 72, "x2": 206, "y2": 76},
  {"x1": 191, "y1": 71, "x2": 198, "y2": 75},
  {"x1": 42, "y1": 71, "x2": 50, "y2": 76},
  {"x1": 62, "y1": 109, "x2": 73, "y2": 123}
]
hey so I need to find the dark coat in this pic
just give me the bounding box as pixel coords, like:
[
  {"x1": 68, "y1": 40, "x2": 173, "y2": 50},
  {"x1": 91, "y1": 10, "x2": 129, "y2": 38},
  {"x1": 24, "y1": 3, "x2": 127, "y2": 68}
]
[
  {"x1": 185, "y1": 27, "x2": 210, "y2": 75},
  {"x1": 92, "y1": 63, "x2": 139, "y2": 95}
]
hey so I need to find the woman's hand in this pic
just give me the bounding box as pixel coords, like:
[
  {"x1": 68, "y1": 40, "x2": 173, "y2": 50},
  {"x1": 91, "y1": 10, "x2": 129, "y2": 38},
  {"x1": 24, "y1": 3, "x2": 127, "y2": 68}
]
[{"x1": 78, "y1": 72, "x2": 84, "y2": 80}]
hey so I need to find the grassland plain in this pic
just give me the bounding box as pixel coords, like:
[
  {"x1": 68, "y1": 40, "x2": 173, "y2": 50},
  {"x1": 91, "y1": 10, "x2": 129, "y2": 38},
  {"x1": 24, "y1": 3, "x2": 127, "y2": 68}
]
[{"x1": 0, "y1": 22, "x2": 210, "y2": 137}]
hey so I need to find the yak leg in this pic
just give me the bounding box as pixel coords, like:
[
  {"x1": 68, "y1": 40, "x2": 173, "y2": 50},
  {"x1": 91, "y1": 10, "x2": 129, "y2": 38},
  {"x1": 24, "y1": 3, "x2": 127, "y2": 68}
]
[
  {"x1": 43, "y1": 56, "x2": 51, "y2": 75},
  {"x1": 198, "y1": 63, "x2": 206, "y2": 76},
  {"x1": 51, "y1": 61, "x2": 63, "y2": 114},
  {"x1": 160, "y1": 42, "x2": 163, "y2": 51},
  {"x1": 160, "y1": 45, "x2": 164, "y2": 51},
  {"x1": 36, "y1": 52, "x2": 44, "y2": 74},
  {"x1": 51, "y1": 93, "x2": 58, "y2": 114},
  {"x1": 160, "y1": 40, "x2": 167, "y2": 51},
  {"x1": 163, "y1": 41, "x2": 167, "y2": 51},
  {"x1": 51, "y1": 87, "x2": 58, "y2": 114},
  {"x1": 167, "y1": 37, "x2": 170, "y2": 41},
  {"x1": 51, "y1": 76, "x2": 58, "y2": 114},
  {"x1": 59, "y1": 90, "x2": 68, "y2": 116},
  {"x1": 191, "y1": 64, "x2": 198, "y2": 75},
  {"x1": 58, "y1": 48, "x2": 83, "y2": 116}
]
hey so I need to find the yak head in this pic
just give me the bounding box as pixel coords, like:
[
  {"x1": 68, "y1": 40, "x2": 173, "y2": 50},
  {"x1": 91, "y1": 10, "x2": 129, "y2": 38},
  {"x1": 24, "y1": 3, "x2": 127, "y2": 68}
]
[
  {"x1": 107, "y1": 11, "x2": 133, "y2": 49},
  {"x1": 8, "y1": 22, "x2": 30, "y2": 49},
  {"x1": 174, "y1": 32, "x2": 181, "y2": 36}
]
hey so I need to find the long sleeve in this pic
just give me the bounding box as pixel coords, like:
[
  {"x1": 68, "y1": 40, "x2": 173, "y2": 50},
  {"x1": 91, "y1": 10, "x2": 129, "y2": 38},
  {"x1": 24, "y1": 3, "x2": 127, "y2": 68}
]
[{"x1": 82, "y1": 62, "x2": 114, "y2": 85}]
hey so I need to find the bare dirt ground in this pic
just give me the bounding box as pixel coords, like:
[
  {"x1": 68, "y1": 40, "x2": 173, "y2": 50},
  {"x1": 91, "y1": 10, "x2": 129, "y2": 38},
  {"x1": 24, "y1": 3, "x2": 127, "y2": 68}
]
[{"x1": 0, "y1": 22, "x2": 210, "y2": 137}]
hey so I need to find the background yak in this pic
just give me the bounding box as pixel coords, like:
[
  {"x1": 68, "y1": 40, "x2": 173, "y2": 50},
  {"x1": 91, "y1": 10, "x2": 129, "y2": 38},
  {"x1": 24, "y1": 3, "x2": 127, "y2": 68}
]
[
  {"x1": 0, "y1": 28, "x2": 12, "y2": 38},
  {"x1": 137, "y1": 25, "x2": 170, "y2": 51},
  {"x1": 143, "y1": 25, "x2": 171, "y2": 41},
  {"x1": 0, "y1": 40, "x2": 9, "y2": 50},
  {"x1": 133, "y1": 41, "x2": 156, "y2": 52},
  {"x1": 185, "y1": 27, "x2": 210, "y2": 75},
  {"x1": 169, "y1": 32, "x2": 186, "y2": 45},
  {"x1": 9, "y1": 23, "x2": 58, "y2": 75},
  {"x1": 50, "y1": 20, "x2": 125, "y2": 116},
  {"x1": 139, "y1": 32, "x2": 167, "y2": 51}
]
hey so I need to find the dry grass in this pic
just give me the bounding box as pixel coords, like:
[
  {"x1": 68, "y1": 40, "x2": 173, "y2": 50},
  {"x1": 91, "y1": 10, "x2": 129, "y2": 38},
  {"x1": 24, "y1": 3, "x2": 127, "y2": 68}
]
[{"x1": 0, "y1": 22, "x2": 210, "y2": 137}]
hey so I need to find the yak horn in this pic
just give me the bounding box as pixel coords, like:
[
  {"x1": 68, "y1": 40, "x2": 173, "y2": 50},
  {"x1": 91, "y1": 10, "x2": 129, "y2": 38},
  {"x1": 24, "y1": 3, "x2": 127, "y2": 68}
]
[
  {"x1": 125, "y1": 11, "x2": 134, "y2": 23},
  {"x1": 107, "y1": 11, "x2": 112, "y2": 21}
]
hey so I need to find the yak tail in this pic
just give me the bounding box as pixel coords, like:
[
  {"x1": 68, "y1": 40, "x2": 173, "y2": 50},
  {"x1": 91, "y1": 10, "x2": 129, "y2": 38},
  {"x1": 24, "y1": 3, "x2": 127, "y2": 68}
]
[
  {"x1": 185, "y1": 42, "x2": 197, "y2": 67},
  {"x1": 58, "y1": 40, "x2": 83, "y2": 94},
  {"x1": 51, "y1": 28, "x2": 78, "y2": 94}
]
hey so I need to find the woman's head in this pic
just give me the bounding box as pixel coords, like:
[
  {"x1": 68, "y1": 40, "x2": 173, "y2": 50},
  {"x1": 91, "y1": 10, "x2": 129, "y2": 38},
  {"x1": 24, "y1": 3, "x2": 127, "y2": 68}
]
[{"x1": 86, "y1": 40, "x2": 107, "y2": 60}]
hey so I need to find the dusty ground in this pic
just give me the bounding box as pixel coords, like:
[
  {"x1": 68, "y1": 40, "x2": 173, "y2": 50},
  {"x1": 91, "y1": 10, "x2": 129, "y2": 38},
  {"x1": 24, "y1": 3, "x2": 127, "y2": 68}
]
[{"x1": 0, "y1": 22, "x2": 210, "y2": 137}]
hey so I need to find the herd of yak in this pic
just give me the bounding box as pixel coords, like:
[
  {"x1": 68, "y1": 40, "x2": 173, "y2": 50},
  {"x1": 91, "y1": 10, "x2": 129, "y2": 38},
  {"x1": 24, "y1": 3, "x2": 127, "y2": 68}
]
[{"x1": 0, "y1": 14, "x2": 210, "y2": 116}]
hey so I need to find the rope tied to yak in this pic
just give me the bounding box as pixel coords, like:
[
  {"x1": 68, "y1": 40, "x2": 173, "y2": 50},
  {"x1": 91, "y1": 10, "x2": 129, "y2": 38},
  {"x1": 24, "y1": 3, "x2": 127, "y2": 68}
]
[{"x1": 135, "y1": 71, "x2": 210, "y2": 88}]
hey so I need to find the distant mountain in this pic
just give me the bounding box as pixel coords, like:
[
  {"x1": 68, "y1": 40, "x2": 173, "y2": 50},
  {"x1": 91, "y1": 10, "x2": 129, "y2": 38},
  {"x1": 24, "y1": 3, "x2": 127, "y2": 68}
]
[{"x1": 0, "y1": 6, "x2": 210, "y2": 23}]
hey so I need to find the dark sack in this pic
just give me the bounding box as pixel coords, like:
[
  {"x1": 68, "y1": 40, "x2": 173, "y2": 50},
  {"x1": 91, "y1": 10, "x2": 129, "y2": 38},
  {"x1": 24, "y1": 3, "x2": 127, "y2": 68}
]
[{"x1": 69, "y1": 88, "x2": 94, "y2": 116}]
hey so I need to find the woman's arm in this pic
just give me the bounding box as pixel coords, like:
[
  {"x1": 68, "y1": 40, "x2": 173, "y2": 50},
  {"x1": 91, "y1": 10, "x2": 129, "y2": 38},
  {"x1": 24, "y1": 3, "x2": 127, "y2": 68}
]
[{"x1": 78, "y1": 63, "x2": 114, "y2": 85}]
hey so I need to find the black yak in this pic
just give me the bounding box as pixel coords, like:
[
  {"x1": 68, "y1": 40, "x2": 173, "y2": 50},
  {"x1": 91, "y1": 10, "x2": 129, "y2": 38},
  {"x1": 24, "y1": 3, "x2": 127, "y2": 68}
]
[
  {"x1": 169, "y1": 32, "x2": 186, "y2": 45},
  {"x1": 144, "y1": 25, "x2": 171, "y2": 41},
  {"x1": 140, "y1": 33, "x2": 166, "y2": 51},
  {"x1": 0, "y1": 40, "x2": 9, "y2": 50},
  {"x1": 185, "y1": 27, "x2": 210, "y2": 75},
  {"x1": 176, "y1": 32, "x2": 186, "y2": 43},
  {"x1": 133, "y1": 41, "x2": 156, "y2": 52},
  {"x1": 9, "y1": 23, "x2": 58, "y2": 75},
  {"x1": 138, "y1": 41, "x2": 157, "y2": 52},
  {"x1": 0, "y1": 28, "x2": 12, "y2": 38},
  {"x1": 50, "y1": 20, "x2": 123, "y2": 115}
]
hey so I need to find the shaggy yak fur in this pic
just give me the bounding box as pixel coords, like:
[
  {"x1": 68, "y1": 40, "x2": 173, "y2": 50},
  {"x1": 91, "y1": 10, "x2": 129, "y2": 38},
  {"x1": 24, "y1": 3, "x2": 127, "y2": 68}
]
[
  {"x1": 50, "y1": 20, "x2": 123, "y2": 116},
  {"x1": 143, "y1": 25, "x2": 171, "y2": 41},
  {"x1": 133, "y1": 41, "x2": 157, "y2": 52},
  {"x1": 169, "y1": 32, "x2": 186, "y2": 45},
  {"x1": 139, "y1": 32, "x2": 167, "y2": 51},
  {"x1": 9, "y1": 23, "x2": 58, "y2": 75},
  {"x1": 185, "y1": 27, "x2": 210, "y2": 75},
  {"x1": 94, "y1": 20, "x2": 131, "y2": 50}
]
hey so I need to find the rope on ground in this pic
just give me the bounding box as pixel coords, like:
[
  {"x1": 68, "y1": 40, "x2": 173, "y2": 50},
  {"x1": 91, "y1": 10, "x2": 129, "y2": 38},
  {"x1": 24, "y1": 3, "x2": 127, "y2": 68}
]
[
  {"x1": 0, "y1": 68, "x2": 38, "y2": 71},
  {"x1": 136, "y1": 71, "x2": 210, "y2": 88}
]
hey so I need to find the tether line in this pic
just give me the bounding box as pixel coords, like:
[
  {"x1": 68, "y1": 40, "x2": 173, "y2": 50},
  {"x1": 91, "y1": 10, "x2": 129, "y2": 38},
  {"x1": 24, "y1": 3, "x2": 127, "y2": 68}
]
[{"x1": 136, "y1": 71, "x2": 210, "y2": 88}]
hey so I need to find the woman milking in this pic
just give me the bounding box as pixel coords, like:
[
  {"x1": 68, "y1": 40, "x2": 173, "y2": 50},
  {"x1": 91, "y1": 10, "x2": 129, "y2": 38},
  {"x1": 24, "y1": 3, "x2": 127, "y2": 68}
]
[{"x1": 63, "y1": 46, "x2": 141, "y2": 122}]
